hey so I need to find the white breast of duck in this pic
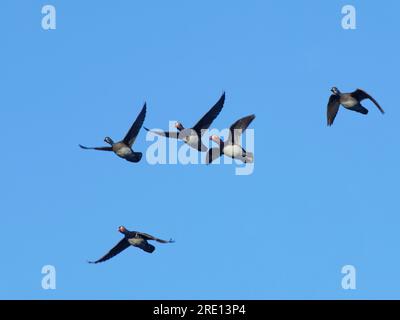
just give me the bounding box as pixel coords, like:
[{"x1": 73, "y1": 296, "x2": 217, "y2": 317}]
[
  {"x1": 341, "y1": 95, "x2": 359, "y2": 108},
  {"x1": 128, "y1": 237, "x2": 145, "y2": 246},
  {"x1": 115, "y1": 146, "x2": 133, "y2": 158},
  {"x1": 184, "y1": 134, "x2": 200, "y2": 149},
  {"x1": 223, "y1": 144, "x2": 245, "y2": 158}
]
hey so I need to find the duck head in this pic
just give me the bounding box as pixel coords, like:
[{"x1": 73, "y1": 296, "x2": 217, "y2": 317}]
[
  {"x1": 175, "y1": 122, "x2": 184, "y2": 131},
  {"x1": 209, "y1": 135, "x2": 222, "y2": 146},
  {"x1": 104, "y1": 137, "x2": 114, "y2": 146},
  {"x1": 331, "y1": 87, "x2": 341, "y2": 96},
  {"x1": 118, "y1": 226, "x2": 128, "y2": 234}
]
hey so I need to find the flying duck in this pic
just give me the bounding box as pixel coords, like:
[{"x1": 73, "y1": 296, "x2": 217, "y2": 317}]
[
  {"x1": 327, "y1": 87, "x2": 384, "y2": 126},
  {"x1": 144, "y1": 92, "x2": 225, "y2": 152},
  {"x1": 79, "y1": 103, "x2": 146, "y2": 162},
  {"x1": 206, "y1": 114, "x2": 255, "y2": 164},
  {"x1": 88, "y1": 226, "x2": 174, "y2": 264}
]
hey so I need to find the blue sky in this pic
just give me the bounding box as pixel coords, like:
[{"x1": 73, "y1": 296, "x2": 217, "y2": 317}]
[{"x1": 1, "y1": 0, "x2": 400, "y2": 299}]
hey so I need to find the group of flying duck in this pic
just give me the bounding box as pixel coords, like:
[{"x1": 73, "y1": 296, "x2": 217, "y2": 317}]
[
  {"x1": 80, "y1": 92, "x2": 256, "y2": 165},
  {"x1": 81, "y1": 87, "x2": 384, "y2": 263}
]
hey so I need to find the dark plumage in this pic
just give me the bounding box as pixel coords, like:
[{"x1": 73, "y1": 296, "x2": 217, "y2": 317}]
[
  {"x1": 79, "y1": 103, "x2": 147, "y2": 162},
  {"x1": 207, "y1": 114, "x2": 255, "y2": 164},
  {"x1": 144, "y1": 92, "x2": 225, "y2": 152},
  {"x1": 88, "y1": 226, "x2": 174, "y2": 264},
  {"x1": 327, "y1": 87, "x2": 384, "y2": 126}
]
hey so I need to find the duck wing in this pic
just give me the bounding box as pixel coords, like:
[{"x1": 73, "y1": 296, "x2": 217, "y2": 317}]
[
  {"x1": 79, "y1": 144, "x2": 112, "y2": 151},
  {"x1": 228, "y1": 114, "x2": 255, "y2": 145},
  {"x1": 206, "y1": 147, "x2": 222, "y2": 164},
  {"x1": 351, "y1": 89, "x2": 385, "y2": 114},
  {"x1": 192, "y1": 92, "x2": 225, "y2": 136},
  {"x1": 137, "y1": 232, "x2": 175, "y2": 244},
  {"x1": 123, "y1": 103, "x2": 147, "y2": 147},
  {"x1": 88, "y1": 238, "x2": 130, "y2": 264},
  {"x1": 327, "y1": 94, "x2": 340, "y2": 126},
  {"x1": 143, "y1": 127, "x2": 180, "y2": 139}
]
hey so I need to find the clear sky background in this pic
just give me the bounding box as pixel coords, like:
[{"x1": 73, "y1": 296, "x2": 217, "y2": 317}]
[{"x1": 1, "y1": 0, "x2": 399, "y2": 299}]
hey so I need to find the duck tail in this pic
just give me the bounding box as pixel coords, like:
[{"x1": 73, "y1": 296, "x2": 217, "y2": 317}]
[
  {"x1": 349, "y1": 104, "x2": 368, "y2": 115},
  {"x1": 142, "y1": 243, "x2": 155, "y2": 253},
  {"x1": 244, "y1": 152, "x2": 254, "y2": 163},
  {"x1": 125, "y1": 152, "x2": 143, "y2": 163}
]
